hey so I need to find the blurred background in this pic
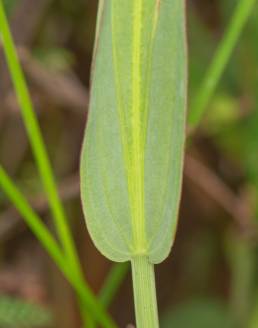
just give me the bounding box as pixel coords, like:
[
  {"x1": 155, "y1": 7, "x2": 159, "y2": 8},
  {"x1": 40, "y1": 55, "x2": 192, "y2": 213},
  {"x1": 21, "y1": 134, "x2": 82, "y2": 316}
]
[{"x1": 0, "y1": 0, "x2": 258, "y2": 327}]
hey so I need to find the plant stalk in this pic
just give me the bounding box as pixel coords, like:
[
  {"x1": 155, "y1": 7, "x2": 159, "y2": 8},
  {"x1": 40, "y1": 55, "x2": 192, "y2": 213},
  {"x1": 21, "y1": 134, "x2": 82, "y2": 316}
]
[
  {"x1": 0, "y1": 1, "x2": 90, "y2": 325},
  {"x1": 131, "y1": 257, "x2": 159, "y2": 328},
  {"x1": 0, "y1": 166, "x2": 117, "y2": 328},
  {"x1": 0, "y1": 2, "x2": 120, "y2": 326},
  {"x1": 99, "y1": 262, "x2": 129, "y2": 307},
  {"x1": 189, "y1": 0, "x2": 257, "y2": 128},
  {"x1": 0, "y1": 0, "x2": 79, "y2": 275}
]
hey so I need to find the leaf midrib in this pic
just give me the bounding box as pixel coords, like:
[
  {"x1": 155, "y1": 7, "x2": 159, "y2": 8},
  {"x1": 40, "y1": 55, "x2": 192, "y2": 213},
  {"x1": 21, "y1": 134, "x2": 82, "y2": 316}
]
[
  {"x1": 112, "y1": 0, "x2": 161, "y2": 256},
  {"x1": 131, "y1": 0, "x2": 146, "y2": 252}
]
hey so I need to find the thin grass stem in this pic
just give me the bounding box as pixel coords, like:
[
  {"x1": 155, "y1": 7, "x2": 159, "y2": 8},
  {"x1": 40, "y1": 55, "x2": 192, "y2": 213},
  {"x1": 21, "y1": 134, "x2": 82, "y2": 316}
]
[
  {"x1": 99, "y1": 262, "x2": 130, "y2": 308},
  {"x1": 0, "y1": 1, "x2": 118, "y2": 325},
  {"x1": 0, "y1": 166, "x2": 117, "y2": 328},
  {"x1": 188, "y1": 0, "x2": 257, "y2": 128},
  {"x1": 0, "y1": 0, "x2": 80, "y2": 277},
  {"x1": 0, "y1": 0, "x2": 93, "y2": 323}
]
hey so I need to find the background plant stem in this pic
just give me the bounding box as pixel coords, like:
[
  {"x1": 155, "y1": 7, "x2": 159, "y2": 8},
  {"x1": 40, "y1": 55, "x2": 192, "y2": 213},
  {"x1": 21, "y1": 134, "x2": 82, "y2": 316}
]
[
  {"x1": 189, "y1": 0, "x2": 257, "y2": 128},
  {"x1": 131, "y1": 257, "x2": 159, "y2": 328},
  {"x1": 0, "y1": 166, "x2": 116, "y2": 328},
  {"x1": 226, "y1": 231, "x2": 254, "y2": 328},
  {"x1": 99, "y1": 262, "x2": 130, "y2": 308},
  {"x1": 0, "y1": 1, "x2": 110, "y2": 326},
  {"x1": 0, "y1": 1, "x2": 125, "y2": 325},
  {"x1": 0, "y1": 0, "x2": 79, "y2": 277}
]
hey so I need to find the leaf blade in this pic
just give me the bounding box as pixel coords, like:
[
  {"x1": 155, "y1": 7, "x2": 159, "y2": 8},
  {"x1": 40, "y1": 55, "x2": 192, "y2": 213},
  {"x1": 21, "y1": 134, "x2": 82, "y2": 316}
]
[{"x1": 80, "y1": 0, "x2": 187, "y2": 263}]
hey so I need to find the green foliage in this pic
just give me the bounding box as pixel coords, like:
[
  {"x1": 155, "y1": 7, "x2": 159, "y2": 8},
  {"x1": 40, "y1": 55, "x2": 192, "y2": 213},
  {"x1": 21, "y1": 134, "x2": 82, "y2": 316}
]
[
  {"x1": 0, "y1": 168, "x2": 116, "y2": 328},
  {"x1": 210, "y1": 5, "x2": 258, "y2": 208},
  {"x1": 1, "y1": 0, "x2": 258, "y2": 327},
  {"x1": 80, "y1": 0, "x2": 187, "y2": 264},
  {"x1": 189, "y1": 0, "x2": 257, "y2": 128},
  {"x1": 81, "y1": 1, "x2": 187, "y2": 326},
  {"x1": 0, "y1": 1, "x2": 116, "y2": 327},
  {"x1": 0, "y1": 295, "x2": 52, "y2": 328}
]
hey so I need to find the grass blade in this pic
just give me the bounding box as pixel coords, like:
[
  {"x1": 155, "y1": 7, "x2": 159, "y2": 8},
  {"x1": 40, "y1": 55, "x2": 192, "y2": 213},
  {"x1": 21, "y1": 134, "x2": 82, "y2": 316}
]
[
  {"x1": 0, "y1": 1, "x2": 115, "y2": 326},
  {"x1": 99, "y1": 263, "x2": 129, "y2": 308},
  {"x1": 0, "y1": 0, "x2": 79, "y2": 275},
  {"x1": 189, "y1": 0, "x2": 257, "y2": 128},
  {"x1": 0, "y1": 166, "x2": 117, "y2": 328}
]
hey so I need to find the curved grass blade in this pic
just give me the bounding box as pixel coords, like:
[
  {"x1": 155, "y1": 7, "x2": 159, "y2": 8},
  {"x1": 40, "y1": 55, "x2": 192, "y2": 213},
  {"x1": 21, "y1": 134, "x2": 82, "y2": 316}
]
[
  {"x1": 0, "y1": 1, "x2": 116, "y2": 326},
  {"x1": 189, "y1": 0, "x2": 257, "y2": 129},
  {"x1": 0, "y1": 167, "x2": 116, "y2": 328}
]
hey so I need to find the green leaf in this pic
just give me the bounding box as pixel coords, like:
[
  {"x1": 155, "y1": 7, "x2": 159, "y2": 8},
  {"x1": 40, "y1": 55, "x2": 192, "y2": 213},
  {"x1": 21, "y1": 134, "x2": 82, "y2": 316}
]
[{"x1": 80, "y1": 0, "x2": 187, "y2": 263}]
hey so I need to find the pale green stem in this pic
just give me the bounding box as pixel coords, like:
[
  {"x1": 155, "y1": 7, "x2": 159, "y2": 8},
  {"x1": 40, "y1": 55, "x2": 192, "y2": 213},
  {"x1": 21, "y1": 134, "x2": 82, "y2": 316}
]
[
  {"x1": 189, "y1": 0, "x2": 257, "y2": 128},
  {"x1": 131, "y1": 257, "x2": 159, "y2": 328}
]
